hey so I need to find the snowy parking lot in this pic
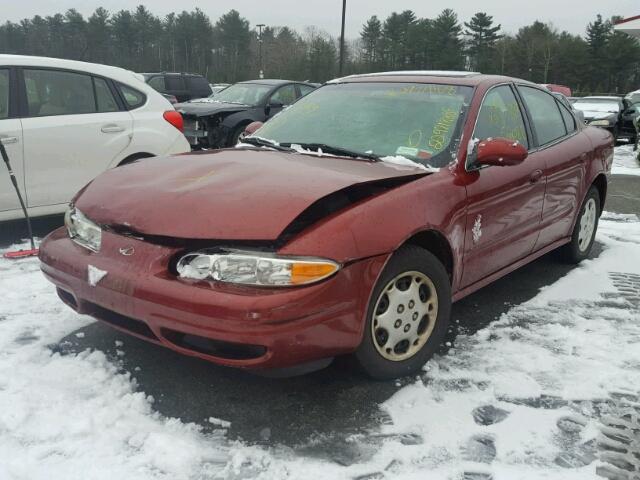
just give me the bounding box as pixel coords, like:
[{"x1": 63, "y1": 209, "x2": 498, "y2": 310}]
[{"x1": 0, "y1": 148, "x2": 639, "y2": 480}]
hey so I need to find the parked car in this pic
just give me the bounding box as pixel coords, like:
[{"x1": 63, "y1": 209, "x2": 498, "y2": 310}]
[
  {"x1": 175, "y1": 79, "x2": 317, "y2": 149},
  {"x1": 0, "y1": 55, "x2": 189, "y2": 222},
  {"x1": 572, "y1": 96, "x2": 637, "y2": 142},
  {"x1": 209, "y1": 83, "x2": 230, "y2": 96},
  {"x1": 143, "y1": 72, "x2": 212, "y2": 102},
  {"x1": 40, "y1": 71, "x2": 612, "y2": 379},
  {"x1": 541, "y1": 83, "x2": 572, "y2": 97}
]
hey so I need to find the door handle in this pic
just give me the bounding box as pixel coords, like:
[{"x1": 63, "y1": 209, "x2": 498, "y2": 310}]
[
  {"x1": 101, "y1": 124, "x2": 125, "y2": 133},
  {"x1": 0, "y1": 136, "x2": 18, "y2": 145},
  {"x1": 529, "y1": 169, "x2": 543, "y2": 184}
]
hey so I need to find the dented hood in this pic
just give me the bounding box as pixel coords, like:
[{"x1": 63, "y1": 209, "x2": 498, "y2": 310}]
[
  {"x1": 175, "y1": 101, "x2": 249, "y2": 118},
  {"x1": 75, "y1": 149, "x2": 429, "y2": 241}
]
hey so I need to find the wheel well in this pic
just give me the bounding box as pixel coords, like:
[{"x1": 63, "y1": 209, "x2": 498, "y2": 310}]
[
  {"x1": 403, "y1": 230, "x2": 454, "y2": 284},
  {"x1": 592, "y1": 174, "x2": 607, "y2": 213},
  {"x1": 117, "y1": 152, "x2": 155, "y2": 167}
]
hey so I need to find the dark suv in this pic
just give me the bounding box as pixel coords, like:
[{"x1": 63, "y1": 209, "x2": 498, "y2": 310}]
[{"x1": 142, "y1": 73, "x2": 212, "y2": 103}]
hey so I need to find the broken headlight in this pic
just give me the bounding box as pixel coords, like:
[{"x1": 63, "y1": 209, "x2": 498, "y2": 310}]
[
  {"x1": 176, "y1": 251, "x2": 340, "y2": 287},
  {"x1": 64, "y1": 207, "x2": 102, "y2": 252}
]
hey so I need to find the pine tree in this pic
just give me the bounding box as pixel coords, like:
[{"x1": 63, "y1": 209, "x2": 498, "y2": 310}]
[
  {"x1": 430, "y1": 9, "x2": 465, "y2": 70},
  {"x1": 360, "y1": 16, "x2": 382, "y2": 70},
  {"x1": 464, "y1": 12, "x2": 501, "y2": 73}
]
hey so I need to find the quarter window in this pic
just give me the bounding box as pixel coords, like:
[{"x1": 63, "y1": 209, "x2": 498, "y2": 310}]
[
  {"x1": 558, "y1": 102, "x2": 577, "y2": 133},
  {"x1": 118, "y1": 84, "x2": 146, "y2": 109},
  {"x1": 94, "y1": 78, "x2": 119, "y2": 113},
  {"x1": 474, "y1": 85, "x2": 529, "y2": 148},
  {"x1": 24, "y1": 69, "x2": 95, "y2": 116},
  {"x1": 147, "y1": 76, "x2": 166, "y2": 92},
  {"x1": 519, "y1": 86, "x2": 567, "y2": 146},
  {"x1": 0, "y1": 70, "x2": 9, "y2": 119}
]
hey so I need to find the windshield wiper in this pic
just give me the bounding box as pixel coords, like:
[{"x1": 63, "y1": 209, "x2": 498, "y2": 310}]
[
  {"x1": 242, "y1": 136, "x2": 295, "y2": 152},
  {"x1": 283, "y1": 143, "x2": 380, "y2": 162}
]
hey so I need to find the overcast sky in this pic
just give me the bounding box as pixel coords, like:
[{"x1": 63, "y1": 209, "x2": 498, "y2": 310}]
[{"x1": 4, "y1": 0, "x2": 638, "y2": 38}]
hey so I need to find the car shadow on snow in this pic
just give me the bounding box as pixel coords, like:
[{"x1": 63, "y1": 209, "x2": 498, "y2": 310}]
[{"x1": 54, "y1": 242, "x2": 604, "y2": 456}]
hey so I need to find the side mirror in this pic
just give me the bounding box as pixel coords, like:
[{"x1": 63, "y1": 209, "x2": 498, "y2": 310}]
[
  {"x1": 476, "y1": 137, "x2": 528, "y2": 167},
  {"x1": 268, "y1": 100, "x2": 284, "y2": 109},
  {"x1": 244, "y1": 121, "x2": 264, "y2": 137}
]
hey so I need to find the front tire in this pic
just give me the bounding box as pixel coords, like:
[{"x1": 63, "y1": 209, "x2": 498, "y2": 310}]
[
  {"x1": 355, "y1": 246, "x2": 451, "y2": 380},
  {"x1": 561, "y1": 186, "x2": 600, "y2": 264}
]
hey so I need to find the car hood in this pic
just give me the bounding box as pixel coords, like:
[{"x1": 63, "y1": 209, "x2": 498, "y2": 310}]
[
  {"x1": 75, "y1": 149, "x2": 430, "y2": 241},
  {"x1": 175, "y1": 101, "x2": 251, "y2": 117}
]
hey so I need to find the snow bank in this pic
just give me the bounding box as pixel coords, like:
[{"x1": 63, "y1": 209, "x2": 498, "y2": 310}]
[{"x1": 612, "y1": 145, "x2": 640, "y2": 176}]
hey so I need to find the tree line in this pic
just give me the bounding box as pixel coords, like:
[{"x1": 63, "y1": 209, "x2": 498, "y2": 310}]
[{"x1": 0, "y1": 6, "x2": 638, "y2": 94}]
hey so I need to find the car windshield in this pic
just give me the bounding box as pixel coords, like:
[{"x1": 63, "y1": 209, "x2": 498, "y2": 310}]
[
  {"x1": 254, "y1": 82, "x2": 473, "y2": 167},
  {"x1": 212, "y1": 83, "x2": 271, "y2": 105},
  {"x1": 573, "y1": 99, "x2": 621, "y2": 113}
]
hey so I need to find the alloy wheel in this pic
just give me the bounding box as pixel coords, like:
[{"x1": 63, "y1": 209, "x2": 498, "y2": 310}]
[
  {"x1": 371, "y1": 271, "x2": 438, "y2": 362},
  {"x1": 578, "y1": 198, "x2": 597, "y2": 252}
]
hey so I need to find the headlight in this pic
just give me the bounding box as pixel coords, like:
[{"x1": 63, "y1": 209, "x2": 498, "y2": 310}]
[
  {"x1": 176, "y1": 251, "x2": 340, "y2": 287},
  {"x1": 589, "y1": 119, "x2": 611, "y2": 126},
  {"x1": 65, "y1": 207, "x2": 102, "y2": 252}
]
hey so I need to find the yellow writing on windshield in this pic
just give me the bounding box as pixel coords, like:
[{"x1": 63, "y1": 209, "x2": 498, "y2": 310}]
[
  {"x1": 428, "y1": 107, "x2": 458, "y2": 151},
  {"x1": 384, "y1": 85, "x2": 458, "y2": 98}
]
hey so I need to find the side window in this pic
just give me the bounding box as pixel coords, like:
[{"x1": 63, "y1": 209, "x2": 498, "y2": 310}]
[
  {"x1": 147, "y1": 76, "x2": 166, "y2": 92},
  {"x1": 0, "y1": 70, "x2": 9, "y2": 119},
  {"x1": 270, "y1": 85, "x2": 297, "y2": 105},
  {"x1": 24, "y1": 69, "x2": 96, "y2": 117},
  {"x1": 298, "y1": 84, "x2": 316, "y2": 98},
  {"x1": 518, "y1": 86, "x2": 567, "y2": 146},
  {"x1": 187, "y1": 76, "x2": 211, "y2": 93},
  {"x1": 474, "y1": 85, "x2": 529, "y2": 148},
  {"x1": 558, "y1": 101, "x2": 576, "y2": 134},
  {"x1": 165, "y1": 76, "x2": 185, "y2": 91},
  {"x1": 94, "y1": 78, "x2": 119, "y2": 113},
  {"x1": 117, "y1": 84, "x2": 146, "y2": 110}
]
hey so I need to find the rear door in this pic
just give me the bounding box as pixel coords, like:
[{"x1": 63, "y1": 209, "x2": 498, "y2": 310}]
[
  {"x1": 267, "y1": 84, "x2": 297, "y2": 119},
  {"x1": 20, "y1": 68, "x2": 133, "y2": 208},
  {"x1": 0, "y1": 68, "x2": 25, "y2": 214},
  {"x1": 462, "y1": 84, "x2": 546, "y2": 287},
  {"x1": 517, "y1": 85, "x2": 590, "y2": 248},
  {"x1": 166, "y1": 75, "x2": 189, "y2": 102}
]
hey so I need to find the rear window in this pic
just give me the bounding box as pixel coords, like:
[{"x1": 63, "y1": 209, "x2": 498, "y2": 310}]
[
  {"x1": 94, "y1": 78, "x2": 119, "y2": 112},
  {"x1": 165, "y1": 76, "x2": 185, "y2": 90},
  {"x1": 117, "y1": 83, "x2": 146, "y2": 110},
  {"x1": 147, "y1": 76, "x2": 166, "y2": 92}
]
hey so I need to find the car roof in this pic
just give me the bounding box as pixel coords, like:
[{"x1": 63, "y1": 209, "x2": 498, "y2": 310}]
[
  {"x1": 328, "y1": 70, "x2": 534, "y2": 88},
  {"x1": 237, "y1": 79, "x2": 313, "y2": 86},
  {"x1": 0, "y1": 54, "x2": 144, "y2": 85},
  {"x1": 142, "y1": 72, "x2": 205, "y2": 78}
]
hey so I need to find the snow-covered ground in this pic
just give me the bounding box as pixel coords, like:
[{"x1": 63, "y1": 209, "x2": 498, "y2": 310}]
[
  {"x1": 612, "y1": 145, "x2": 640, "y2": 176},
  {"x1": 1, "y1": 218, "x2": 639, "y2": 479}
]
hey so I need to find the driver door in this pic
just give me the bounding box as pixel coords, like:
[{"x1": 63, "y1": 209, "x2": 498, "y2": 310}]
[
  {"x1": 266, "y1": 84, "x2": 297, "y2": 119},
  {"x1": 461, "y1": 84, "x2": 546, "y2": 288}
]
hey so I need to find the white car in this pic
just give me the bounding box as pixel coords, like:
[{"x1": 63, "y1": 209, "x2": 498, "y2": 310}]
[{"x1": 0, "y1": 54, "x2": 190, "y2": 222}]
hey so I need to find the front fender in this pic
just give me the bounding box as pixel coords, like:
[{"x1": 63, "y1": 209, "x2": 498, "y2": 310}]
[{"x1": 278, "y1": 170, "x2": 467, "y2": 286}]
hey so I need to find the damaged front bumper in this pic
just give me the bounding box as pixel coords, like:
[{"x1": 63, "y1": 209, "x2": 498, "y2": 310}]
[{"x1": 39, "y1": 228, "x2": 388, "y2": 371}]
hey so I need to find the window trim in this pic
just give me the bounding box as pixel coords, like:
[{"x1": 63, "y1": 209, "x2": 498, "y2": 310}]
[
  {"x1": 515, "y1": 83, "x2": 580, "y2": 152},
  {"x1": 269, "y1": 83, "x2": 298, "y2": 106},
  {"x1": 0, "y1": 67, "x2": 17, "y2": 120},
  {"x1": 466, "y1": 82, "x2": 533, "y2": 172}
]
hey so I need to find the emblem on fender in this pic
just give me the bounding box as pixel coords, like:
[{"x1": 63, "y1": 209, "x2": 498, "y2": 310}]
[{"x1": 119, "y1": 246, "x2": 135, "y2": 256}]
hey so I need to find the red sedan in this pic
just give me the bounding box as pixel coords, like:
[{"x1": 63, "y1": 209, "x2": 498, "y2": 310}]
[{"x1": 39, "y1": 72, "x2": 613, "y2": 379}]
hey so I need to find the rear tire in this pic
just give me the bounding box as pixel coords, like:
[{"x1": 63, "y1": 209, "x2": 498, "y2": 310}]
[
  {"x1": 354, "y1": 246, "x2": 451, "y2": 380},
  {"x1": 561, "y1": 186, "x2": 600, "y2": 264}
]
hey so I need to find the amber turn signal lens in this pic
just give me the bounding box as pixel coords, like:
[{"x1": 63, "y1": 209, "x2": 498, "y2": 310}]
[{"x1": 290, "y1": 262, "x2": 339, "y2": 285}]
